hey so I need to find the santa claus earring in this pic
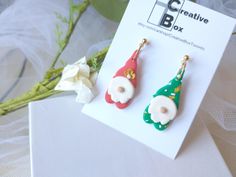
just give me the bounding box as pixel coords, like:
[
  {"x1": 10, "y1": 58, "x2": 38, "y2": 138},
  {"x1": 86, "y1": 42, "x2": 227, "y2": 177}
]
[
  {"x1": 143, "y1": 55, "x2": 190, "y2": 131},
  {"x1": 105, "y1": 39, "x2": 148, "y2": 109}
]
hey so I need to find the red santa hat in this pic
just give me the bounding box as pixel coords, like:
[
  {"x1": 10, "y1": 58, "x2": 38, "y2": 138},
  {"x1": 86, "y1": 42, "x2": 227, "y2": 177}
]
[{"x1": 105, "y1": 50, "x2": 139, "y2": 109}]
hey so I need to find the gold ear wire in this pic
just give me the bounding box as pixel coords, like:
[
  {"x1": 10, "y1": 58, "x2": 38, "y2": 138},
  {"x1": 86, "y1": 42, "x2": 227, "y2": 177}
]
[
  {"x1": 132, "y1": 38, "x2": 148, "y2": 61},
  {"x1": 137, "y1": 38, "x2": 148, "y2": 54},
  {"x1": 181, "y1": 55, "x2": 190, "y2": 69},
  {"x1": 177, "y1": 55, "x2": 190, "y2": 80},
  {"x1": 182, "y1": 55, "x2": 190, "y2": 64}
]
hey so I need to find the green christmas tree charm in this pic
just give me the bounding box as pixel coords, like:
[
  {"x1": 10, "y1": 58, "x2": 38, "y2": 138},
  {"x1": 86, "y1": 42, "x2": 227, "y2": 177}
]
[{"x1": 143, "y1": 55, "x2": 189, "y2": 131}]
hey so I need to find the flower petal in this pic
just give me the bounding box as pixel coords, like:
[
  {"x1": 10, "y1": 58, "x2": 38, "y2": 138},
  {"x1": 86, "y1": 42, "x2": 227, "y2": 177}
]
[
  {"x1": 61, "y1": 64, "x2": 79, "y2": 80},
  {"x1": 74, "y1": 56, "x2": 87, "y2": 65},
  {"x1": 90, "y1": 72, "x2": 98, "y2": 85},
  {"x1": 55, "y1": 56, "x2": 96, "y2": 104},
  {"x1": 55, "y1": 78, "x2": 76, "y2": 91},
  {"x1": 75, "y1": 83, "x2": 94, "y2": 104},
  {"x1": 77, "y1": 76, "x2": 93, "y2": 88},
  {"x1": 77, "y1": 64, "x2": 90, "y2": 78},
  {"x1": 74, "y1": 57, "x2": 90, "y2": 78}
]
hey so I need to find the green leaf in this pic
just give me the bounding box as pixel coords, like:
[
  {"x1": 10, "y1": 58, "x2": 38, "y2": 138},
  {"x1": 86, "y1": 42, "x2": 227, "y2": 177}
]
[
  {"x1": 90, "y1": 0, "x2": 129, "y2": 22},
  {"x1": 55, "y1": 12, "x2": 69, "y2": 24}
]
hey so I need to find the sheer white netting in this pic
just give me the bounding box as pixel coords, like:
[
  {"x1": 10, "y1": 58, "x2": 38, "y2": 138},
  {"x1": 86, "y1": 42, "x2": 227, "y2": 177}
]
[
  {"x1": 197, "y1": 0, "x2": 236, "y2": 19},
  {"x1": 0, "y1": 0, "x2": 68, "y2": 176},
  {"x1": 197, "y1": 0, "x2": 236, "y2": 131},
  {"x1": 0, "y1": 0, "x2": 69, "y2": 77},
  {"x1": 0, "y1": 0, "x2": 117, "y2": 176}
]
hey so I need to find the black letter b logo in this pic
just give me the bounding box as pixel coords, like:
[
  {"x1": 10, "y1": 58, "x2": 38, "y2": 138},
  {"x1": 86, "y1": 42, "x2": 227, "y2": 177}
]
[{"x1": 160, "y1": 14, "x2": 174, "y2": 28}]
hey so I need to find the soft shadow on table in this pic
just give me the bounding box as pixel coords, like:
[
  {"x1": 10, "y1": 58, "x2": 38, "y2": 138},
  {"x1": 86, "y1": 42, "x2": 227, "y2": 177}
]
[{"x1": 177, "y1": 111, "x2": 204, "y2": 158}]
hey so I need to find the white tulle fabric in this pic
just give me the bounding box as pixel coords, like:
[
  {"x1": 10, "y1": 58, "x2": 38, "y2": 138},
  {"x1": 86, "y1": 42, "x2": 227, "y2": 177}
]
[
  {"x1": 197, "y1": 0, "x2": 236, "y2": 131},
  {"x1": 0, "y1": 0, "x2": 69, "y2": 77},
  {"x1": 197, "y1": 0, "x2": 236, "y2": 22},
  {"x1": 0, "y1": 0, "x2": 117, "y2": 176}
]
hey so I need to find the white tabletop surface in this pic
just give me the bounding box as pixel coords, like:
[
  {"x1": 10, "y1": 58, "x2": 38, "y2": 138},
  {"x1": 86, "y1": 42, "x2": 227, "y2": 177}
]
[{"x1": 29, "y1": 96, "x2": 232, "y2": 177}]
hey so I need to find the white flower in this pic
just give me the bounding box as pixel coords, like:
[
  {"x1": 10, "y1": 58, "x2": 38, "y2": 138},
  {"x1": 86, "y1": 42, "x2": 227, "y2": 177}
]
[
  {"x1": 107, "y1": 76, "x2": 135, "y2": 104},
  {"x1": 55, "y1": 57, "x2": 96, "y2": 104},
  {"x1": 148, "y1": 95, "x2": 177, "y2": 125}
]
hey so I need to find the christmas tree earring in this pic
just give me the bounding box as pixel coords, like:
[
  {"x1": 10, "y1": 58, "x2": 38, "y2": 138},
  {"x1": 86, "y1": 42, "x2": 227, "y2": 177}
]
[
  {"x1": 143, "y1": 55, "x2": 190, "y2": 131},
  {"x1": 105, "y1": 39, "x2": 148, "y2": 109}
]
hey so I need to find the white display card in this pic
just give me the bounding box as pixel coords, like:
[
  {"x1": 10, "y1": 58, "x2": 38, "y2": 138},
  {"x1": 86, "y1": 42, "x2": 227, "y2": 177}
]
[{"x1": 83, "y1": 0, "x2": 235, "y2": 159}]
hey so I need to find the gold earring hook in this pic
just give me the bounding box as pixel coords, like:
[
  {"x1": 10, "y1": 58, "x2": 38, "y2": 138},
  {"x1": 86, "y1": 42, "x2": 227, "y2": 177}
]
[
  {"x1": 180, "y1": 55, "x2": 190, "y2": 69},
  {"x1": 132, "y1": 38, "x2": 148, "y2": 61},
  {"x1": 182, "y1": 55, "x2": 190, "y2": 65},
  {"x1": 177, "y1": 55, "x2": 190, "y2": 80},
  {"x1": 137, "y1": 38, "x2": 148, "y2": 54}
]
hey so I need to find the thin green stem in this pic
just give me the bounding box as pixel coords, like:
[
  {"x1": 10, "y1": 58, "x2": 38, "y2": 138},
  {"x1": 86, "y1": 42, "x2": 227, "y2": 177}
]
[
  {"x1": 0, "y1": 0, "x2": 90, "y2": 116},
  {"x1": 0, "y1": 90, "x2": 61, "y2": 115},
  {"x1": 0, "y1": 45, "x2": 109, "y2": 116},
  {"x1": 50, "y1": 0, "x2": 90, "y2": 69},
  {"x1": 87, "y1": 47, "x2": 109, "y2": 72}
]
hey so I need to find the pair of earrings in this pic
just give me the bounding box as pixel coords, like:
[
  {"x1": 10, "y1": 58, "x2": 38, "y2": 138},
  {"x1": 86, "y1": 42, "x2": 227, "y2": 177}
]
[{"x1": 105, "y1": 39, "x2": 190, "y2": 131}]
